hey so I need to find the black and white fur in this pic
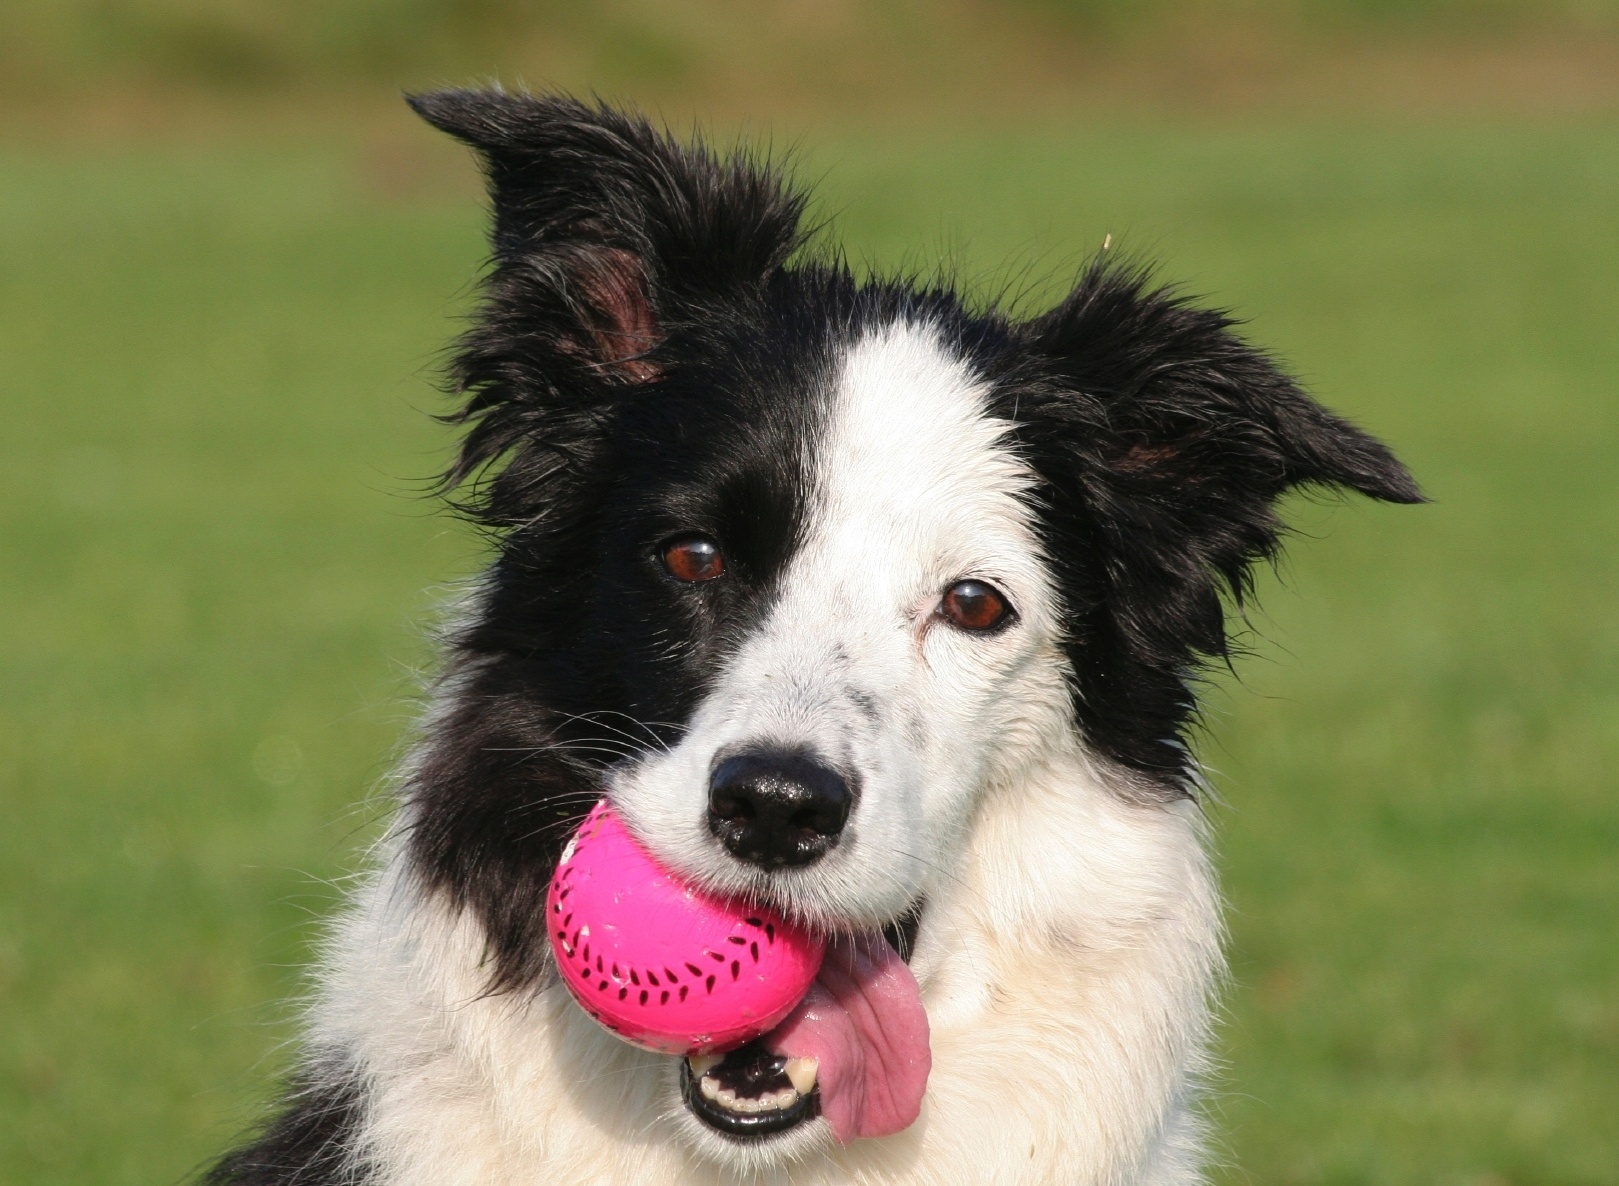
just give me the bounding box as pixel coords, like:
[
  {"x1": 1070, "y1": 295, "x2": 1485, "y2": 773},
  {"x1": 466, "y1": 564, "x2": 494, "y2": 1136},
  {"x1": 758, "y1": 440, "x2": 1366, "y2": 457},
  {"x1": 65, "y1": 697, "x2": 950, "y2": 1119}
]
[{"x1": 207, "y1": 92, "x2": 1420, "y2": 1186}]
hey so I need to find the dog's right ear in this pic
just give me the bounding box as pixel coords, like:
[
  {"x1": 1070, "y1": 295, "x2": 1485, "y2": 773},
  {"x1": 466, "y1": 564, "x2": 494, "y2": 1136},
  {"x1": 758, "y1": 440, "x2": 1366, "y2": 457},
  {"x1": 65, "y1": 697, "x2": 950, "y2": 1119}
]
[{"x1": 408, "y1": 90, "x2": 808, "y2": 514}]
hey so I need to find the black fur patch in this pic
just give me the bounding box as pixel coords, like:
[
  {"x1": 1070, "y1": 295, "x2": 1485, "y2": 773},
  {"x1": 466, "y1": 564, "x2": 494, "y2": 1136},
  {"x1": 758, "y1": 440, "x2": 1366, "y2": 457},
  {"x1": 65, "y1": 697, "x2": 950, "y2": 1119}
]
[
  {"x1": 403, "y1": 93, "x2": 838, "y2": 991},
  {"x1": 996, "y1": 259, "x2": 1423, "y2": 789},
  {"x1": 204, "y1": 1071, "x2": 366, "y2": 1185}
]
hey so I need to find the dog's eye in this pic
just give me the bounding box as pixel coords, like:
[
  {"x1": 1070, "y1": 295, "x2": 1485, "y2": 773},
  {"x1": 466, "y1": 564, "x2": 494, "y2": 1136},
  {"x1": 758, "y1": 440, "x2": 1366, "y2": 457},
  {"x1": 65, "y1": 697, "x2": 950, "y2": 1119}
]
[
  {"x1": 939, "y1": 580, "x2": 1012, "y2": 632},
  {"x1": 661, "y1": 535, "x2": 725, "y2": 583}
]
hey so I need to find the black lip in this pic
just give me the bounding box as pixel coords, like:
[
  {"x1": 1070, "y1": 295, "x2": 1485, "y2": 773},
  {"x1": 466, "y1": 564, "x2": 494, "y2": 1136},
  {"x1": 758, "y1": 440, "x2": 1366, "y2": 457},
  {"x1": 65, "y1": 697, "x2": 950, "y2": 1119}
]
[
  {"x1": 679, "y1": 1051, "x2": 820, "y2": 1139},
  {"x1": 882, "y1": 898, "x2": 925, "y2": 962}
]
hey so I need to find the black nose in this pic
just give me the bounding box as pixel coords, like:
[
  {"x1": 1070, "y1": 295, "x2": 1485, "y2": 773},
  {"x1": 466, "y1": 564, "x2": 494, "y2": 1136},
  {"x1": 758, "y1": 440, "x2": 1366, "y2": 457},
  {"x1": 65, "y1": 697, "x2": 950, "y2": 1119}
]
[{"x1": 707, "y1": 750, "x2": 853, "y2": 869}]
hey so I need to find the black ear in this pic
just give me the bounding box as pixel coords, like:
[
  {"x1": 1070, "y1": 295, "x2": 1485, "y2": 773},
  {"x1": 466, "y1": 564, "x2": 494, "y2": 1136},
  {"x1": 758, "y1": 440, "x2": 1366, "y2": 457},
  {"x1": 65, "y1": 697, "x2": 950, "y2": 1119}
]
[
  {"x1": 407, "y1": 90, "x2": 809, "y2": 517},
  {"x1": 1015, "y1": 259, "x2": 1423, "y2": 786}
]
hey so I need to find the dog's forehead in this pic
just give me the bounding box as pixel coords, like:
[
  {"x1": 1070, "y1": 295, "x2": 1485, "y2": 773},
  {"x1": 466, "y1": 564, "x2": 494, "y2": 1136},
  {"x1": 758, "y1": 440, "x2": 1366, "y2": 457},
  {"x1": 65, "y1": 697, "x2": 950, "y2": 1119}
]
[{"x1": 805, "y1": 319, "x2": 1036, "y2": 581}]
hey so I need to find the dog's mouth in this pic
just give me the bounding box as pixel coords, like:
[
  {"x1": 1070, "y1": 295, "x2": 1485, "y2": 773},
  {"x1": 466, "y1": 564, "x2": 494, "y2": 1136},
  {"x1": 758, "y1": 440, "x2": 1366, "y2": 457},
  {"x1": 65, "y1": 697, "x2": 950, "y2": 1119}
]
[
  {"x1": 680, "y1": 1043, "x2": 821, "y2": 1136},
  {"x1": 678, "y1": 903, "x2": 927, "y2": 1143}
]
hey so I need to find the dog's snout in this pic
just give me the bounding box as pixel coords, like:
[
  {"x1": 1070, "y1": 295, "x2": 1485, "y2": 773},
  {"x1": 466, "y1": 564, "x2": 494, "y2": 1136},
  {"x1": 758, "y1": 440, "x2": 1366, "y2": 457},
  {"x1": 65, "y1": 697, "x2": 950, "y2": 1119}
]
[{"x1": 707, "y1": 750, "x2": 852, "y2": 869}]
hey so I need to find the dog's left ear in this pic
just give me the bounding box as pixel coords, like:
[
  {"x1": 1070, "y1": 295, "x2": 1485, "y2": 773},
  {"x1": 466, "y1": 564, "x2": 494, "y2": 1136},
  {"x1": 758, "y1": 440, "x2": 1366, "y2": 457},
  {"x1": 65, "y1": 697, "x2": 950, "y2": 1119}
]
[
  {"x1": 1017, "y1": 261, "x2": 1423, "y2": 777},
  {"x1": 1026, "y1": 258, "x2": 1423, "y2": 507}
]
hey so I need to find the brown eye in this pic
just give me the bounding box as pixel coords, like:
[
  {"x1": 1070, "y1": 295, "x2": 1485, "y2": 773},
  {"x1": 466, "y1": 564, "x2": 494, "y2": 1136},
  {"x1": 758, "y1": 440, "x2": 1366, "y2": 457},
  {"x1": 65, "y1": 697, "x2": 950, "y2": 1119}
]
[
  {"x1": 939, "y1": 579, "x2": 1012, "y2": 632},
  {"x1": 661, "y1": 535, "x2": 725, "y2": 582}
]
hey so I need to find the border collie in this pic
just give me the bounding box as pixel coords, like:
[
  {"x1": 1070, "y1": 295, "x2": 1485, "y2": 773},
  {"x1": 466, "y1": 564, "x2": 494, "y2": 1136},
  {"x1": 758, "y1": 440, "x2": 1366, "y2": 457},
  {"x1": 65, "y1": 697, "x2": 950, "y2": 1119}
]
[{"x1": 207, "y1": 91, "x2": 1420, "y2": 1185}]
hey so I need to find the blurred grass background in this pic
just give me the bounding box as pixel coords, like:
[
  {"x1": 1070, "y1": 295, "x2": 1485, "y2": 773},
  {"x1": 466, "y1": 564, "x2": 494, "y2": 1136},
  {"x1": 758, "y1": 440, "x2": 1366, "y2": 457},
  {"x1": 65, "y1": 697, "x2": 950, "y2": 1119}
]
[{"x1": 2, "y1": 5, "x2": 1617, "y2": 1186}]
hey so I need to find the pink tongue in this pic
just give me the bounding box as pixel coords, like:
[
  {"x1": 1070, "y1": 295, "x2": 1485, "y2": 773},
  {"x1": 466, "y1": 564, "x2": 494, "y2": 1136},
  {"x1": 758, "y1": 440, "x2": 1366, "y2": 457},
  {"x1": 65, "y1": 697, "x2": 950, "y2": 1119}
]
[{"x1": 762, "y1": 933, "x2": 931, "y2": 1143}]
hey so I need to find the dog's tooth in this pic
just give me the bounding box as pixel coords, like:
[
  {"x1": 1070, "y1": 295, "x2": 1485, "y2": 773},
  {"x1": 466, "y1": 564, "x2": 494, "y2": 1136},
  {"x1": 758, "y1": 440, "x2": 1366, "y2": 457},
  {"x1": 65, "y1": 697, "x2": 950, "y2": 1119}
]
[
  {"x1": 784, "y1": 1057, "x2": 819, "y2": 1095},
  {"x1": 694, "y1": 1057, "x2": 812, "y2": 1114}
]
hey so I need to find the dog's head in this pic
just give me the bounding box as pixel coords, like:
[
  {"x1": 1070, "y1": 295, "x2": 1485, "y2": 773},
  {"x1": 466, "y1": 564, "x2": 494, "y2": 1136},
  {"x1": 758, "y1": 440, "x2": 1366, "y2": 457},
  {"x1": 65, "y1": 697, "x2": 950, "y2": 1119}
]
[{"x1": 401, "y1": 90, "x2": 1420, "y2": 1158}]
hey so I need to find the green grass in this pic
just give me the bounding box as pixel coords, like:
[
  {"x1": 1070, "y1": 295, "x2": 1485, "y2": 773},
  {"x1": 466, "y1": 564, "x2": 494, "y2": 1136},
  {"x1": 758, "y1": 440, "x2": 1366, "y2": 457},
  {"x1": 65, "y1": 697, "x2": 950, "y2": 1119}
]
[
  {"x1": 7, "y1": 0, "x2": 1610, "y2": 89},
  {"x1": 2, "y1": 117, "x2": 1616, "y2": 1185}
]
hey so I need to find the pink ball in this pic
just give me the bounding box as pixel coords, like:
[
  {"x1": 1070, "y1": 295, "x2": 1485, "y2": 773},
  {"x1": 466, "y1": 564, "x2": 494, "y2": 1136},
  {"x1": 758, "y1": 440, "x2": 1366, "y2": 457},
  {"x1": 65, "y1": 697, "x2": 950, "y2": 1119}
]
[{"x1": 547, "y1": 800, "x2": 825, "y2": 1056}]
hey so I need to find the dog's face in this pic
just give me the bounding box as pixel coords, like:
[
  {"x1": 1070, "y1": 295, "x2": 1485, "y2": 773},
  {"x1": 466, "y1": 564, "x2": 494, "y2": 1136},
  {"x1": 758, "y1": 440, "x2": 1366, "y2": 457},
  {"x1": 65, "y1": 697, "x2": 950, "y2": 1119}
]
[
  {"x1": 402, "y1": 91, "x2": 1420, "y2": 1160},
  {"x1": 609, "y1": 318, "x2": 1069, "y2": 933}
]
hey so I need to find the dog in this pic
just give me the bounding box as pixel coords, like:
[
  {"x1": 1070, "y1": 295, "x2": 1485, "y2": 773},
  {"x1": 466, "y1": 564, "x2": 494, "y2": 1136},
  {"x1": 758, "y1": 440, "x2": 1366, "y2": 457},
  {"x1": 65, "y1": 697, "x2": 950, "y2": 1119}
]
[{"x1": 206, "y1": 91, "x2": 1420, "y2": 1185}]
